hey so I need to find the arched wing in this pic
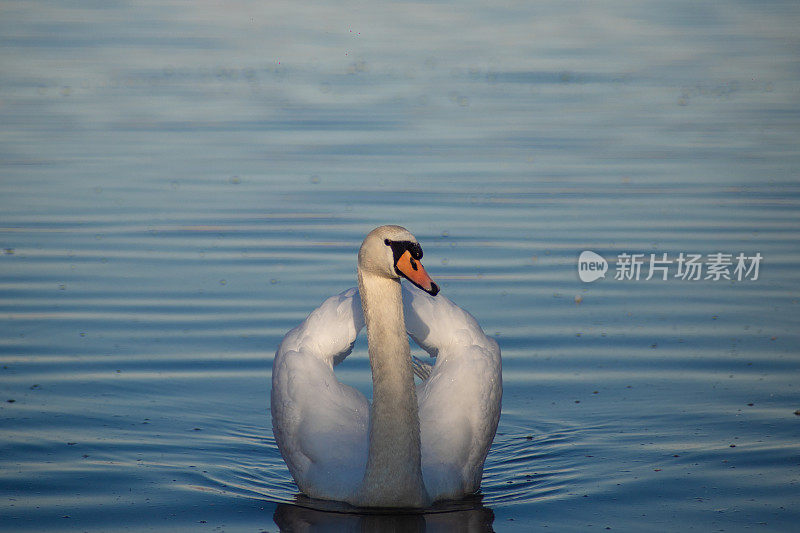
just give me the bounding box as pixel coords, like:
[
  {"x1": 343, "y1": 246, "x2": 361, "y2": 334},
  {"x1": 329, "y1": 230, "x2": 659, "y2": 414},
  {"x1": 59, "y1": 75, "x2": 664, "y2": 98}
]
[
  {"x1": 403, "y1": 284, "x2": 502, "y2": 499},
  {"x1": 270, "y1": 288, "x2": 369, "y2": 500}
]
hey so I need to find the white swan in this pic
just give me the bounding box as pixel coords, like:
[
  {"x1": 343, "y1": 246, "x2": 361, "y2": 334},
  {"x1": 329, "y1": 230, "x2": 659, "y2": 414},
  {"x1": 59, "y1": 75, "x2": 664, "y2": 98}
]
[{"x1": 270, "y1": 225, "x2": 502, "y2": 507}]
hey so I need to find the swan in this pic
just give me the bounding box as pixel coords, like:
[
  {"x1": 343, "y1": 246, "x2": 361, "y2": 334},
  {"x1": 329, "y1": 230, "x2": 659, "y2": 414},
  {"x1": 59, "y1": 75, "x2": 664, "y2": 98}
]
[{"x1": 270, "y1": 225, "x2": 502, "y2": 507}]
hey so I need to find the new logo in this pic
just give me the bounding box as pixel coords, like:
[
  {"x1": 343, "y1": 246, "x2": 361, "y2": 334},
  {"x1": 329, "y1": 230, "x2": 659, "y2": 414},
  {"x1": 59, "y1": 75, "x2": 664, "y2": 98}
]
[{"x1": 578, "y1": 251, "x2": 608, "y2": 282}]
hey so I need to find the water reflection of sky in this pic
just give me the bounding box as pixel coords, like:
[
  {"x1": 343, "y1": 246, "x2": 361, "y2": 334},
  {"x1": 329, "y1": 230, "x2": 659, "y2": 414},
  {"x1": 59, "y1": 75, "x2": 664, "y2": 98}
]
[{"x1": 1, "y1": 1, "x2": 799, "y2": 531}]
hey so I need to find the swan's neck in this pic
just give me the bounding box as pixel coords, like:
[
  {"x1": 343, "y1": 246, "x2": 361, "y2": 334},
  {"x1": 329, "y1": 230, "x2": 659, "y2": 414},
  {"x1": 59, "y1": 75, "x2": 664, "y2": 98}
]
[{"x1": 356, "y1": 268, "x2": 428, "y2": 507}]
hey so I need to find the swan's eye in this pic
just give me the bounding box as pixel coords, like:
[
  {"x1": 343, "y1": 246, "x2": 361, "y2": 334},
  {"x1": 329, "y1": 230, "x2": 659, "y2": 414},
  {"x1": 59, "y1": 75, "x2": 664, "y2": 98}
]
[
  {"x1": 384, "y1": 239, "x2": 391, "y2": 246},
  {"x1": 409, "y1": 243, "x2": 423, "y2": 260}
]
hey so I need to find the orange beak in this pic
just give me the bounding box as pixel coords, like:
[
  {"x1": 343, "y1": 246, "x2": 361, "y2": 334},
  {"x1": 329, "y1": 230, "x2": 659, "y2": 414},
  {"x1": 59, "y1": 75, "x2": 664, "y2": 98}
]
[{"x1": 395, "y1": 250, "x2": 439, "y2": 296}]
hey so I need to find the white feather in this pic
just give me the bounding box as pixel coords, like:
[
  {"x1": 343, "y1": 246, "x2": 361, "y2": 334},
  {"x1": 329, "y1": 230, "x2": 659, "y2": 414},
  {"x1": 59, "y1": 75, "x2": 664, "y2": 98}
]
[{"x1": 271, "y1": 283, "x2": 502, "y2": 503}]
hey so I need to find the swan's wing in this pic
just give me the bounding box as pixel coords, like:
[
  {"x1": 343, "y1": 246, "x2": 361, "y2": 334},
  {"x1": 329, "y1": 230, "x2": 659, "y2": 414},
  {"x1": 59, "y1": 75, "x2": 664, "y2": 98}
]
[
  {"x1": 403, "y1": 284, "x2": 502, "y2": 499},
  {"x1": 271, "y1": 288, "x2": 369, "y2": 500},
  {"x1": 276, "y1": 287, "x2": 365, "y2": 367}
]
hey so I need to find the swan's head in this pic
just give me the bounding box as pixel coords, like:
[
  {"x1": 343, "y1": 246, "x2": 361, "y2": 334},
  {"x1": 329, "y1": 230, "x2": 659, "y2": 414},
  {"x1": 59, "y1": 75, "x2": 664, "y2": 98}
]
[{"x1": 358, "y1": 225, "x2": 439, "y2": 296}]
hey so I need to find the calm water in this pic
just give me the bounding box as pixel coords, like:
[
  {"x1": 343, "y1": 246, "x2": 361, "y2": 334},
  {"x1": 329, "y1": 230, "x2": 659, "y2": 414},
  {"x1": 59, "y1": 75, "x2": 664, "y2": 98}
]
[{"x1": 2, "y1": 1, "x2": 800, "y2": 531}]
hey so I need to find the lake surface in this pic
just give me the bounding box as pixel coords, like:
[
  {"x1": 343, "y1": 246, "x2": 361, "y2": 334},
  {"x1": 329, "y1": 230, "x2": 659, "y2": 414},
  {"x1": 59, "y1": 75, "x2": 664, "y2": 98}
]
[{"x1": 2, "y1": 1, "x2": 799, "y2": 531}]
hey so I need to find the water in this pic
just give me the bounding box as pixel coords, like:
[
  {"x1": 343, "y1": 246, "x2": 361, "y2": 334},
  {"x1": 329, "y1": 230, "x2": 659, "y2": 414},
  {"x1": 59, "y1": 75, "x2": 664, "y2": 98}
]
[{"x1": 2, "y1": 1, "x2": 799, "y2": 531}]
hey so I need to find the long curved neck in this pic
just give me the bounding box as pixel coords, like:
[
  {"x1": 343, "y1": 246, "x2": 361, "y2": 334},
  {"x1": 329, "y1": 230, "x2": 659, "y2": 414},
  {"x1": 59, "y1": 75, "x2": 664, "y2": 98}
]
[{"x1": 356, "y1": 268, "x2": 428, "y2": 507}]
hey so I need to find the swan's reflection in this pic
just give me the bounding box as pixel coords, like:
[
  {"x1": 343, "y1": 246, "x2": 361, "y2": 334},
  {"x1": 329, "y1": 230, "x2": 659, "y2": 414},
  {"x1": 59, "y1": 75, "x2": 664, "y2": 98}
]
[{"x1": 273, "y1": 495, "x2": 494, "y2": 532}]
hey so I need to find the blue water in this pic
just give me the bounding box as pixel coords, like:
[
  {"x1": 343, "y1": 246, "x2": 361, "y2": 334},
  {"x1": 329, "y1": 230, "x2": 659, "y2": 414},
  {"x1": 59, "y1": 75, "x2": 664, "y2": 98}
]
[{"x1": 2, "y1": 1, "x2": 800, "y2": 531}]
